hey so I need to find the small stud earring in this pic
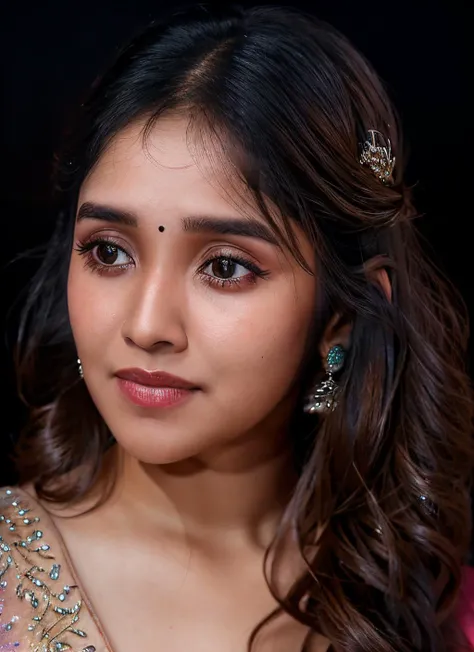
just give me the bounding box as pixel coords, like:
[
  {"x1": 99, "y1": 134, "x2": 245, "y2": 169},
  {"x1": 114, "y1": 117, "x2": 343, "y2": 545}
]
[
  {"x1": 303, "y1": 344, "x2": 346, "y2": 414},
  {"x1": 77, "y1": 358, "x2": 84, "y2": 379}
]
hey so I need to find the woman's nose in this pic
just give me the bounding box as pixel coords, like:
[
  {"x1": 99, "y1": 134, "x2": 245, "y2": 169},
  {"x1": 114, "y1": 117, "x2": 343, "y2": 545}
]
[{"x1": 120, "y1": 272, "x2": 188, "y2": 353}]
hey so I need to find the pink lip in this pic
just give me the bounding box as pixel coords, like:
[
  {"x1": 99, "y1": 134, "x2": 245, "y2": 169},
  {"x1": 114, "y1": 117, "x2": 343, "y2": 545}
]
[{"x1": 115, "y1": 368, "x2": 199, "y2": 408}]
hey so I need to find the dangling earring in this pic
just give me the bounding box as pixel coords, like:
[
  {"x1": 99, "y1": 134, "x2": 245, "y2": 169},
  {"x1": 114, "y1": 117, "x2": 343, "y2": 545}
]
[
  {"x1": 77, "y1": 358, "x2": 84, "y2": 379},
  {"x1": 303, "y1": 344, "x2": 346, "y2": 414}
]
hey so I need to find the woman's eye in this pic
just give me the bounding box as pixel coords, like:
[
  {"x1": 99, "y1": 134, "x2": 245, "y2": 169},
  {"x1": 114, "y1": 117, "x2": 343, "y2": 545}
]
[
  {"x1": 204, "y1": 257, "x2": 251, "y2": 280},
  {"x1": 94, "y1": 243, "x2": 131, "y2": 266}
]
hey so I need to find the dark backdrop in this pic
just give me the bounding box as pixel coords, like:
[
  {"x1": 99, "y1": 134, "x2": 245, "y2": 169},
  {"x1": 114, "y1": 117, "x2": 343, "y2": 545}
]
[{"x1": 1, "y1": 1, "x2": 472, "y2": 521}]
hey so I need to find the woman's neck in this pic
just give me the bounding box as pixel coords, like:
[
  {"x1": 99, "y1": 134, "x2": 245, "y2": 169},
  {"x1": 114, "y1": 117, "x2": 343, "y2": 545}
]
[{"x1": 106, "y1": 428, "x2": 297, "y2": 550}]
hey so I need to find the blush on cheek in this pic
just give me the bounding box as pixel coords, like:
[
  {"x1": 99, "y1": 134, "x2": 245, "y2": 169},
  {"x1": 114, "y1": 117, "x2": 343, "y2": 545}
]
[
  {"x1": 216, "y1": 308, "x2": 310, "y2": 396},
  {"x1": 67, "y1": 261, "x2": 118, "y2": 359},
  {"x1": 67, "y1": 259, "x2": 85, "y2": 336}
]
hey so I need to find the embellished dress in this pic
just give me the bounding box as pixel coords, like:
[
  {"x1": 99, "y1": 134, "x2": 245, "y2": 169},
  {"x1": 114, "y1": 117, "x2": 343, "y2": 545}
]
[
  {"x1": 1, "y1": 487, "x2": 473, "y2": 651},
  {"x1": 0, "y1": 487, "x2": 109, "y2": 652}
]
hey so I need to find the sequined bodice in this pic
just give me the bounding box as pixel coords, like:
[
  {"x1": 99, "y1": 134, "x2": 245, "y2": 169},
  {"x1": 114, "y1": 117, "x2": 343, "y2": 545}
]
[
  {"x1": 0, "y1": 487, "x2": 104, "y2": 652},
  {"x1": 2, "y1": 486, "x2": 474, "y2": 651}
]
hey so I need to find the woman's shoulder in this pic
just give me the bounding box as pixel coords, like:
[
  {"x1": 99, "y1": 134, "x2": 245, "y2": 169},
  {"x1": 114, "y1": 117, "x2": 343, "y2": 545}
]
[
  {"x1": 458, "y1": 565, "x2": 474, "y2": 646},
  {"x1": 0, "y1": 485, "x2": 103, "y2": 651},
  {"x1": 2, "y1": 485, "x2": 473, "y2": 649}
]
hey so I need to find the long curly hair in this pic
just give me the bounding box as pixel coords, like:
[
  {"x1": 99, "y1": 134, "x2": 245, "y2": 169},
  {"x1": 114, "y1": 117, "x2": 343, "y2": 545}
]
[{"x1": 14, "y1": 4, "x2": 474, "y2": 650}]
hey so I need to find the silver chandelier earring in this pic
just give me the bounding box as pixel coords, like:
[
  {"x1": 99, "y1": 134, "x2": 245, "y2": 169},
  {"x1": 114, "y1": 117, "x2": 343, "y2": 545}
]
[
  {"x1": 77, "y1": 358, "x2": 84, "y2": 379},
  {"x1": 303, "y1": 344, "x2": 346, "y2": 414}
]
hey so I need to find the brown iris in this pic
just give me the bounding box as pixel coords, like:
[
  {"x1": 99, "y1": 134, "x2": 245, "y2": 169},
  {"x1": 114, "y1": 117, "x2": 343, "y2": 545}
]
[
  {"x1": 212, "y1": 258, "x2": 236, "y2": 279},
  {"x1": 97, "y1": 243, "x2": 119, "y2": 265}
]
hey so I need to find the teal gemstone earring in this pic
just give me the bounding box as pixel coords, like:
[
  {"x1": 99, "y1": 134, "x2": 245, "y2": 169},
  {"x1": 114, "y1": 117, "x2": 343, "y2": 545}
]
[{"x1": 303, "y1": 344, "x2": 346, "y2": 414}]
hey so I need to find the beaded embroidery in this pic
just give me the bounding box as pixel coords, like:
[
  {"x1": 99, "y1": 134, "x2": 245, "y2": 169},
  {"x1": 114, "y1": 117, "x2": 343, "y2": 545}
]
[{"x1": 0, "y1": 488, "x2": 96, "y2": 652}]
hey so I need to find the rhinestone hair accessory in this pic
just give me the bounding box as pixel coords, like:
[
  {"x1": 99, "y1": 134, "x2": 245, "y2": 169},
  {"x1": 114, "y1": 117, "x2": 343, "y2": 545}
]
[{"x1": 359, "y1": 129, "x2": 395, "y2": 185}]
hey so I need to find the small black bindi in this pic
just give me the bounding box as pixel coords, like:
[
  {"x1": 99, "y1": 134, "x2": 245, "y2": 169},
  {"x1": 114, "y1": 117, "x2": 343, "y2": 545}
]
[{"x1": 158, "y1": 225, "x2": 165, "y2": 232}]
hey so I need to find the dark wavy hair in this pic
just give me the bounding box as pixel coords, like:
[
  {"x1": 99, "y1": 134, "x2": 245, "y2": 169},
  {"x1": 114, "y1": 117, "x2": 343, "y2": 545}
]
[{"x1": 13, "y1": 4, "x2": 474, "y2": 650}]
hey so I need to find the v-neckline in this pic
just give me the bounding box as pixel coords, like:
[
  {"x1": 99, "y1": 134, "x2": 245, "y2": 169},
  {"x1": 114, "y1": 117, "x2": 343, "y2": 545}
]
[
  {"x1": 21, "y1": 487, "x2": 116, "y2": 652},
  {"x1": 21, "y1": 487, "x2": 335, "y2": 652}
]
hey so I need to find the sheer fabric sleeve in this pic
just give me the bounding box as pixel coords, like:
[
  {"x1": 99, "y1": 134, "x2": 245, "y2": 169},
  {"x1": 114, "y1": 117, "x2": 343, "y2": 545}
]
[{"x1": 0, "y1": 486, "x2": 103, "y2": 652}]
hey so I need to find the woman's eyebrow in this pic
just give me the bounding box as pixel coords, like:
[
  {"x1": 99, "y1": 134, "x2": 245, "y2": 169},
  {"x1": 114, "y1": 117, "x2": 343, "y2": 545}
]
[
  {"x1": 76, "y1": 202, "x2": 138, "y2": 227},
  {"x1": 77, "y1": 202, "x2": 279, "y2": 246},
  {"x1": 182, "y1": 215, "x2": 279, "y2": 245}
]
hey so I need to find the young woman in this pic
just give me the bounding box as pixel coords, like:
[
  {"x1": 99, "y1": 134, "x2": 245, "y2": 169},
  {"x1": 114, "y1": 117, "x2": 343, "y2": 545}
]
[{"x1": 1, "y1": 4, "x2": 473, "y2": 651}]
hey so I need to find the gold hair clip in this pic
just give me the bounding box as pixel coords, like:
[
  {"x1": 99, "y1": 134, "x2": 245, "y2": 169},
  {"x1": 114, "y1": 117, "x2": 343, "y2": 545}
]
[{"x1": 359, "y1": 129, "x2": 395, "y2": 185}]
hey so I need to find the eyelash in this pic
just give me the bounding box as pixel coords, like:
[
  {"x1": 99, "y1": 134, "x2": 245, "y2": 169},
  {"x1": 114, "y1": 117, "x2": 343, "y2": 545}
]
[
  {"x1": 74, "y1": 236, "x2": 270, "y2": 288},
  {"x1": 74, "y1": 236, "x2": 132, "y2": 276}
]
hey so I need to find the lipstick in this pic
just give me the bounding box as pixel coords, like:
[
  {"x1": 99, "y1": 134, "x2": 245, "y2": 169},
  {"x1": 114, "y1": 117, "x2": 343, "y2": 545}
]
[{"x1": 115, "y1": 368, "x2": 198, "y2": 408}]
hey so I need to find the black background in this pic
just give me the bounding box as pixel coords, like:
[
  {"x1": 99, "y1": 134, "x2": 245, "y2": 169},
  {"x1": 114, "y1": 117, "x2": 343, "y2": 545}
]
[{"x1": 1, "y1": 0, "x2": 472, "y2": 517}]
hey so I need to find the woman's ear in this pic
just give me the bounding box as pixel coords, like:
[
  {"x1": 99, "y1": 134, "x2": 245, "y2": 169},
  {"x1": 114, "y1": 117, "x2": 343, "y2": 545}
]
[
  {"x1": 319, "y1": 313, "x2": 352, "y2": 361},
  {"x1": 371, "y1": 268, "x2": 392, "y2": 302},
  {"x1": 364, "y1": 257, "x2": 392, "y2": 303},
  {"x1": 318, "y1": 263, "x2": 392, "y2": 361}
]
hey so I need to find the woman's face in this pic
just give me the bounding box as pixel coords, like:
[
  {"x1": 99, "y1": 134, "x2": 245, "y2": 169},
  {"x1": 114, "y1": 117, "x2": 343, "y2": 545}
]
[{"x1": 68, "y1": 116, "x2": 317, "y2": 464}]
